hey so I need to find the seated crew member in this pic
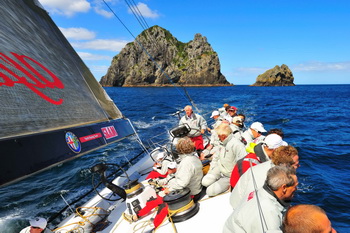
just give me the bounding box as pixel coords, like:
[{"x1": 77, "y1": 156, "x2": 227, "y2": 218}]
[
  {"x1": 20, "y1": 217, "x2": 52, "y2": 233},
  {"x1": 202, "y1": 123, "x2": 247, "y2": 197},
  {"x1": 230, "y1": 116, "x2": 245, "y2": 141},
  {"x1": 155, "y1": 162, "x2": 177, "y2": 186},
  {"x1": 146, "y1": 149, "x2": 173, "y2": 179},
  {"x1": 223, "y1": 165, "x2": 298, "y2": 233},
  {"x1": 282, "y1": 204, "x2": 337, "y2": 233},
  {"x1": 230, "y1": 145, "x2": 300, "y2": 209},
  {"x1": 161, "y1": 137, "x2": 203, "y2": 201},
  {"x1": 218, "y1": 103, "x2": 230, "y2": 118},
  {"x1": 242, "y1": 122, "x2": 267, "y2": 146},
  {"x1": 230, "y1": 134, "x2": 287, "y2": 189},
  {"x1": 179, "y1": 105, "x2": 207, "y2": 150},
  {"x1": 207, "y1": 110, "x2": 222, "y2": 133},
  {"x1": 224, "y1": 106, "x2": 238, "y2": 123}
]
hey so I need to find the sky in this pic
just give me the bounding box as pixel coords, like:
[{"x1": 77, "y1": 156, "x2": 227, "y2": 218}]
[{"x1": 38, "y1": 0, "x2": 350, "y2": 85}]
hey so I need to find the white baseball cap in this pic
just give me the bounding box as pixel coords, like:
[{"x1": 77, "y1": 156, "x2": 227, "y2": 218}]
[
  {"x1": 264, "y1": 134, "x2": 287, "y2": 149},
  {"x1": 210, "y1": 110, "x2": 220, "y2": 118},
  {"x1": 30, "y1": 217, "x2": 47, "y2": 229},
  {"x1": 250, "y1": 122, "x2": 267, "y2": 133},
  {"x1": 168, "y1": 162, "x2": 177, "y2": 169}
]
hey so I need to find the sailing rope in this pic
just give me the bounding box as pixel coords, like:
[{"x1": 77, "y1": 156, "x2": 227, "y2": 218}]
[
  {"x1": 101, "y1": 0, "x2": 198, "y2": 108},
  {"x1": 52, "y1": 206, "x2": 108, "y2": 232},
  {"x1": 249, "y1": 160, "x2": 268, "y2": 232}
]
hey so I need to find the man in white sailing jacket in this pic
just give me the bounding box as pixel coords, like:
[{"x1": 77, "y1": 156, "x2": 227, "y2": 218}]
[
  {"x1": 242, "y1": 121, "x2": 267, "y2": 146},
  {"x1": 161, "y1": 137, "x2": 203, "y2": 198},
  {"x1": 179, "y1": 105, "x2": 207, "y2": 150},
  {"x1": 230, "y1": 145, "x2": 299, "y2": 209},
  {"x1": 202, "y1": 123, "x2": 247, "y2": 196},
  {"x1": 20, "y1": 217, "x2": 52, "y2": 233},
  {"x1": 223, "y1": 165, "x2": 298, "y2": 233}
]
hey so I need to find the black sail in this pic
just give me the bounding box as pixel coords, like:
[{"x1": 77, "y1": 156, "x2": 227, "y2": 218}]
[{"x1": 0, "y1": 0, "x2": 135, "y2": 186}]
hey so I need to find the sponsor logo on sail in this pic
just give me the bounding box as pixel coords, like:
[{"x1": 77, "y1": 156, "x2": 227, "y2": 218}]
[
  {"x1": 65, "y1": 132, "x2": 81, "y2": 153},
  {"x1": 101, "y1": 126, "x2": 118, "y2": 139},
  {"x1": 79, "y1": 133, "x2": 102, "y2": 143}
]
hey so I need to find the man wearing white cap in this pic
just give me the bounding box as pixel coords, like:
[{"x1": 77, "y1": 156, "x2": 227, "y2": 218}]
[
  {"x1": 230, "y1": 145, "x2": 300, "y2": 209},
  {"x1": 208, "y1": 110, "x2": 222, "y2": 131},
  {"x1": 20, "y1": 217, "x2": 51, "y2": 233},
  {"x1": 242, "y1": 122, "x2": 267, "y2": 146}
]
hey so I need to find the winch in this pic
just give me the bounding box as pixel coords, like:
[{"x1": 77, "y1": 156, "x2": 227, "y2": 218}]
[
  {"x1": 124, "y1": 179, "x2": 157, "y2": 216},
  {"x1": 163, "y1": 188, "x2": 199, "y2": 223}
]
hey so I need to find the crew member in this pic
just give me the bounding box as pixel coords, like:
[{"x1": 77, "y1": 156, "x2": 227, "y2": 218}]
[{"x1": 179, "y1": 105, "x2": 207, "y2": 150}]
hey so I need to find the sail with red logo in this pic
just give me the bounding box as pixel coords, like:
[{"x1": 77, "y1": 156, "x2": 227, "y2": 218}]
[{"x1": 0, "y1": 0, "x2": 135, "y2": 186}]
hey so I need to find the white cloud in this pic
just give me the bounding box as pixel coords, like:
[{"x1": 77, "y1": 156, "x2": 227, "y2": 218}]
[
  {"x1": 92, "y1": 0, "x2": 115, "y2": 18},
  {"x1": 39, "y1": 0, "x2": 90, "y2": 17},
  {"x1": 71, "y1": 39, "x2": 130, "y2": 52},
  {"x1": 77, "y1": 52, "x2": 111, "y2": 61},
  {"x1": 128, "y1": 2, "x2": 159, "y2": 19},
  {"x1": 292, "y1": 61, "x2": 350, "y2": 72},
  {"x1": 94, "y1": 7, "x2": 114, "y2": 18},
  {"x1": 59, "y1": 27, "x2": 96, "y2": 40}
]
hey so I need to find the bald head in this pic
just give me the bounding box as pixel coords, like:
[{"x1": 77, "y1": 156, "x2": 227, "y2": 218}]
[{"x1": 283, "y1": 204, "x2": 336, "y2": 233}]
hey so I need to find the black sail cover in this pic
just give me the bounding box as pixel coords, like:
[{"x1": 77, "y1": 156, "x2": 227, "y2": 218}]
[{"x1": 0, "y1": 0, "x2": 122, "y2": 140}]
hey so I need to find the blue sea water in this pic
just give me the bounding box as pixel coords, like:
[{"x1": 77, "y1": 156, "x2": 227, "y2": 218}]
[{"x1": 0, "y1": 85, "x2": 349, "y2": 232}]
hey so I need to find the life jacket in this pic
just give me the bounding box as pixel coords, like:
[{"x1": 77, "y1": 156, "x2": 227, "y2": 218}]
[{"x1": 230, "y1": 153, "x2": 261, "y2": 189}]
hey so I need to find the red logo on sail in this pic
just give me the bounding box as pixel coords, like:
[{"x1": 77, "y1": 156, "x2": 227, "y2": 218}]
[
  {"x1": 102, "y1": 126, "x2": 118, "y2": 139},
  {"x1": 0, "y1": 52, "x2": 64, "y2": 105}
]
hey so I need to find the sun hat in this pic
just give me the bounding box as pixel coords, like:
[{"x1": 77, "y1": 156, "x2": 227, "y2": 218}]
[
  {"x1": 250, "y1": 122, "x2": 267, "y2": 133},
  {"x1": 210, "y1": 110, "x2": 220, "y2": 118},
  {"x1": 30, "y1": 217, "x2": 47, "y2": 229},
  {"x1": 264, "y1": 134, "x2": 287, "y2": 149}
]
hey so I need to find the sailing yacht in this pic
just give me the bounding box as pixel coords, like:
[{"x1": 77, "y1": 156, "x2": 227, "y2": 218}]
[{"x1": 1, "y1": 1, "x2": 234, "y2": 232}]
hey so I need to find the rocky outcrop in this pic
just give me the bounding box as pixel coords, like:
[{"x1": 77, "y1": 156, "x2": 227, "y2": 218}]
[
  {"x1": 251, "y1": 64, "x2": 295, "y2": 86},
  {"x1": 100, "y1": 26, "x2": 230, "y2": 87}
]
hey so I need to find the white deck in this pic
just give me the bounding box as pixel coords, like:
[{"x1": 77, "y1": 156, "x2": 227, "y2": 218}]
[
  {"x1": 54, "y1": 155, "x2": 234, "y2": 233},
  {"x1": 102, "y1": 190, "x2": 232, "y2": 233}
]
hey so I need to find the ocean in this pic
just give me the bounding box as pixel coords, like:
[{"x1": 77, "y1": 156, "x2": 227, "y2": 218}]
[{"x1": 1, "y1": 85, "x2": 349, "y2": 232}]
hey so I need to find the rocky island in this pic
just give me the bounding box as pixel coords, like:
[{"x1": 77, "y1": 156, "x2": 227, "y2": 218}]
[
  {"x1": 100, "y1": 26, "x2": 230, "y2": 87},
  {"x1": 251, "y1": 64, "x2": 295, "y2": 86}
]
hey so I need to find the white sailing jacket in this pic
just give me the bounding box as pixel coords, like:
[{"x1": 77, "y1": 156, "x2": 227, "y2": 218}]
[
  {"x1": 230, "y1": 161, "x2": 274, "y2": 209},
  {"x1": 217, "y1": 134, "x2": 247, "y2": 177},
  {"x1": 167, "y1": 152, "x2": 203, "y2": 195},
  {"x1": 223, "y1": 186, "x2": 287, "y2": 233},
  {"x1": 179, "y1": 113, "x2": 207, "y2": 137}
]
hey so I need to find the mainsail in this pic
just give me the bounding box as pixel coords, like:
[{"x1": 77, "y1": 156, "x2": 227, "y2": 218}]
[{"x1": 0, "y1": 0, "x2": 135, "y2": 186}]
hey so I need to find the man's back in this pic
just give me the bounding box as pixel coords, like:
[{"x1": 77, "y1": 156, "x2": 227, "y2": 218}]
[
  {"x1": 224, "y1": 188, "x2": 285, "y2": 233},
  {"x1": 230, "y1": 161, "x2": 274, "y2": 209}
]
